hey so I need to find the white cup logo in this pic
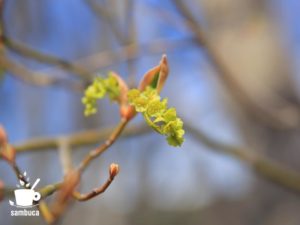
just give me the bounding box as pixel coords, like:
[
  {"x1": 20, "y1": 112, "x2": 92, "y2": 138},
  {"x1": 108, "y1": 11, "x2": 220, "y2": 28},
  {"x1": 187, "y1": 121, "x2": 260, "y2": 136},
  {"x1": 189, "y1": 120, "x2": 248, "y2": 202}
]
[
  {"x1": 14, "y1": 189, "x2": 41, "y2": 207},
  {"x1": 9, "y1": 174, "x2": 41, "y2": 208}
]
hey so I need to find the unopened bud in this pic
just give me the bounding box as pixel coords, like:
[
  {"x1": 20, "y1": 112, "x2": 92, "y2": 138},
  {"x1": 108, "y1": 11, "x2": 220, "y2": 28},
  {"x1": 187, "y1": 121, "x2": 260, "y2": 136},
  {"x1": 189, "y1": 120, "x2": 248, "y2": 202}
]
[
  {"x1": 120, "y1": 105, "x2": 136, "y2": 120},
  {"x1": 109, "y1": 163, "x2": 120, "y2": 178}
]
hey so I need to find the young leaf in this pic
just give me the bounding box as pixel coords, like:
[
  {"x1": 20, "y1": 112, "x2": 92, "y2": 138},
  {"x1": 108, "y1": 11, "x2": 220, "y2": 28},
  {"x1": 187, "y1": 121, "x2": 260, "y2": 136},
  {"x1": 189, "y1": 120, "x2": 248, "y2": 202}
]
[{"x1": 138, "y1": 55, "x2": 169, "y2": 93}]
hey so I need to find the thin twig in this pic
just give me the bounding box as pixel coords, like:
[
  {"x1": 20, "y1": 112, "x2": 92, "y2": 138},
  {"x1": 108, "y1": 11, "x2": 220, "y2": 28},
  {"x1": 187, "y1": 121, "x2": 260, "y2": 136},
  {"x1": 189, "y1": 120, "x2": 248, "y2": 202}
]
[
  {"x1": 0, "y1": 53, "x2": 84, "y2": 90},
  {"x1": 71, "y1": 119, "x2": 128, "y2": 205},
  {"x1": 58, "y1": 137, "x2": 73, "y2": 175},
  {"x1": 123, "y1": 0, "x2": 137, "y2": 87},
  {"x1": 85, "y1": 0, "x2": 137, "y2": 85},
  {"x1": 173, "y1": 0, "x2": 299, "y2": 130},
  {"x1": 39, "y1": 182, "x2": 63, "y2": 199},
  {"x1": 77, "y1": 118, "x2": 128, "y2": 172},
  {"x1": 0, "y1": 1, "x2": 91, "y2": 81},
  {"x1": 43, "y1": 37, "x2": 193, "y2": 78},
  {"x1": 73, "y1": 163, "x2": 119, "y2": 201},
  {"x1": 85, "y1": 0, "x2": 127, "y2": 43},
  {"x1": 72, "y1": 178, "x2": 113, "y2": 201},
  {"x1": 10, "y1": 120, "x2": 300, "y2": 194},
  {"x1": 13, "y1": 123, "x2": 149, "y2": 154},
  {"x1": 35, "y1": 118, "x2": 130, "y2": 218},
  {"x1": 0, "y1": 132, "x2": 54, "y2": 223},
  {"x1": 185, "y1": 123, "x2": 300, "y2": 194},
  {"x1": 2, "y1": 36, "x2": 92, "y2": 80},
  {"x1": 11, "y1": 163, "x2": 27, "y2": 185}
]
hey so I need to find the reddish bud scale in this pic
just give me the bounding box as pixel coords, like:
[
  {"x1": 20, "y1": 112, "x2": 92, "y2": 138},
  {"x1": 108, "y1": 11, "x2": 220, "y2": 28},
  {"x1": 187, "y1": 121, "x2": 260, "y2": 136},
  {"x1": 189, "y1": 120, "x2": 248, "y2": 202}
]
[
  {"x1": 120, "y1": 105, "x2": 136, "y2": 121},
  {"x1": 138, "y1": 54, "x2": 169, "y2": 93}
]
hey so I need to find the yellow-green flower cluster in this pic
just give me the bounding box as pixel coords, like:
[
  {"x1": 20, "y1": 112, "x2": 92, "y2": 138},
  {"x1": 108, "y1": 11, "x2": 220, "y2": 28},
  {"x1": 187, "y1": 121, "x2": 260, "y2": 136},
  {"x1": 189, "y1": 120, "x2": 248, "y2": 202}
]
[
  {"x1": 128, "y1": 87, "x2": 185, "y2": 147},
  {"x1": 82, "y1": 74, "x2": 120, "y2": 116}
]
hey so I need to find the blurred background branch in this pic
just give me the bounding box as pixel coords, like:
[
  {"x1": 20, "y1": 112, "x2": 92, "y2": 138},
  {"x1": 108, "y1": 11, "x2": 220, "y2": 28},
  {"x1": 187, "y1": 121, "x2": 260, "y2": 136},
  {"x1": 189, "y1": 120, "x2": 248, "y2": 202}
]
[
  {"x1": 173, "y1": 0, "x2": 300, "y2": 130},
  {"x1": 1, "y1": 1, "x2": 300, "y2": 225}
]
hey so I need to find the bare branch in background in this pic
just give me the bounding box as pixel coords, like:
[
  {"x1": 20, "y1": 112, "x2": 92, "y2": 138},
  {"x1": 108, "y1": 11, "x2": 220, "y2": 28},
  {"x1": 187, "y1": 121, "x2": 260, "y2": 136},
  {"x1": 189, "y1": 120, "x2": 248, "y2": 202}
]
[
  {"x1": 1, "y1": 1, "x2": 300, "y2": 224},
  {"x1": 0, "y1": 53, "x2": 84, "y2": 91},
  {"x1": 58, "y1": 137, "x2": 73, "y2": 175},
  {"x1": 42, "y1": 37, "x2": 193, "y2": 76},
  {"x1": 123, "y1": 0, "x2": 137, "y2": 86},
  {"x1": 85, "y1": 0, "x2": 128, "y2": 43},
  {"x1": 2, "y1": 37, "x2": 92, "y2": 80},
  {"x1": 84, "y1": 0, "x2": 138, "y2": 85},
  {"x1": 173, "y1": 0, "x2": 300, "y2": 130},
  {"x1": 0, "y1": 0, "x2": 92, "y2": 82},
  {"x1": 7, "y1": 121, "x2": 300, "y2": 195},
  {"x1": 185, "y1": 123, "x2": 300, "y2": 194},
  {"x1": 13, "y1": 123, "x2": 150, "y2": 154}
]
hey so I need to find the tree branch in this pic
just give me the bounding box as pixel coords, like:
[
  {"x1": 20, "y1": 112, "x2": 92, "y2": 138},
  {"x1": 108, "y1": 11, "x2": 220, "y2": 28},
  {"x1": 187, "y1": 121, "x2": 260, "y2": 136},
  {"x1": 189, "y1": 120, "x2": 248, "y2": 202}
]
[
  {"x1": 185, "y1": 123, "x2": 300, "y2": 194},
  {"x1": 84, "y1": 0, "x2": 128, "y2": 44},
  {"x1": 0, "y1": 0, "x2": 91, "y2": 81},
  {"x1": 58, "y1": 137, "x2": 73, "y2": 175},
  {"x1": 13, "y1": 123, "x2": 149, "y2": 154},
  {"x1": 11, "y1": 120, "x2": 300, "y2": 195},
  {"x1": 173, "y1": 0, "x2": 299, "y2": 130},
  {"x1": 73, "y1": 163, "x2": 119, "y2": 201},
  {"x1": 42, "y1": 37, "x2": 193, "y2": 77},
  {"x1": 77, "y1": 118, "x2": 128, "y2": 172},
  {"x1": 0, "y1": 52, "x2": 84, "y2": 90},
  {"x1": 2, "y1": 36, "x2": 92, "y2": 80}
]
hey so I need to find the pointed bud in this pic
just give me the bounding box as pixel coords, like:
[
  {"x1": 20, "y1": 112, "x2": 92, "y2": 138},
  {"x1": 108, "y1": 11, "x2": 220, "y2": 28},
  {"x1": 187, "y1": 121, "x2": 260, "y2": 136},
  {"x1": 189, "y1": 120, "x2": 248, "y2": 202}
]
[
  {"x1": 120, "y1": 105, "x2": 136, "y2": 120},
  {"x1": 109, "y1": 163, "x2": 120, "y2": 178},
  {"x1": 138, "y1": 54, "x2": 169, "y2": 93}
]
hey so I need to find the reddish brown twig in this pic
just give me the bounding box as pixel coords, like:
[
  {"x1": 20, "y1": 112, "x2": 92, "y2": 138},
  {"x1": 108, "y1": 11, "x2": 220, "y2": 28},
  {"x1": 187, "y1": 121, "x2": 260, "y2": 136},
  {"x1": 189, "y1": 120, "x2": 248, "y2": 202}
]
[
  {"x1": 77, "y1": 118, "x2": 128, "y2": 173},
  {"x1": 73, "y1": 163, "x2": 119, "y2": 201}
]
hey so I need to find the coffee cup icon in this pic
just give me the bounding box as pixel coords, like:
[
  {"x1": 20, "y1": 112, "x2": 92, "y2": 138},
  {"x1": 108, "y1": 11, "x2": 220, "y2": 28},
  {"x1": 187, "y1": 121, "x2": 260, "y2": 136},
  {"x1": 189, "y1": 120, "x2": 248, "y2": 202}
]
[
  {"x1": 14, "y1": 189, "x2": 41, "y2": 206},
  {"x1": 13, "y1": 178, "x2": 41, "y2": 207}
]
